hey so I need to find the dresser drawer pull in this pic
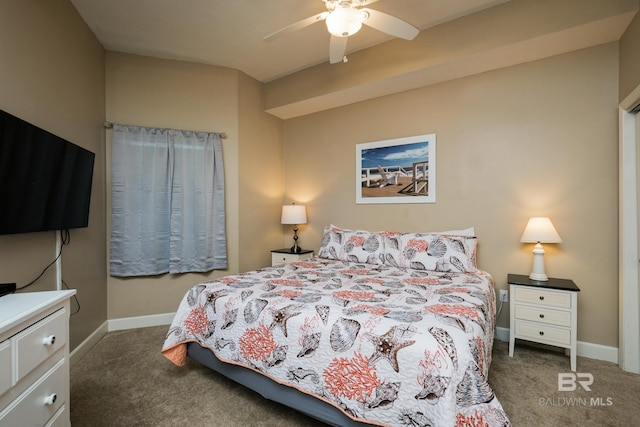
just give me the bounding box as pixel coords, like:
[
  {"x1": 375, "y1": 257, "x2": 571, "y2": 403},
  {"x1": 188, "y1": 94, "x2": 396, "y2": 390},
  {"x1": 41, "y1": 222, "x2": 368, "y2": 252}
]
[
  {"x1": 43, "y1": 335, "x2": 56, "y2": 346},
  {"x1": 539, "y1": 296, "x2": 544, "y2": 301},
  {"x1": 539, "y1": 314, "x2": 545, "y2": 318},
  {"x1": 44, "y1": 393, "x2": 57, "y2": 406},
  {"x1": 539, "y1": 331, "x2": 544, "y2": 335}
]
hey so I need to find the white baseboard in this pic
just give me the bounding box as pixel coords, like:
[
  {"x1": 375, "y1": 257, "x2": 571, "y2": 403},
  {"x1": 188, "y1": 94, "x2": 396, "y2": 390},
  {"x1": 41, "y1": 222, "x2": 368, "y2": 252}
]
[
  {"x1": 495, "y1": 326, "x2": 510, "y2": 342},
  {"x1": 577, "y1": 340, "x2": 619, "y2": 364},
  {"x1": 107, "y1": 312, "x2": 175, "y2": 332},
  {"x1": 69, "y1": 320, "x2": 108, "y2": 369},
  {"x1": 495, "y1": 326, "x2": 619, "y2": 364}
]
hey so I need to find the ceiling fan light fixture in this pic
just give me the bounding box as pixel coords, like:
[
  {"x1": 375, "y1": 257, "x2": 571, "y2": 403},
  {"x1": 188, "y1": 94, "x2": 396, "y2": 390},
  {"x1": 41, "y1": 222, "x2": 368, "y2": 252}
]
[{"x1": 326, "y1": 7, "x2": 364, "y2": 37}]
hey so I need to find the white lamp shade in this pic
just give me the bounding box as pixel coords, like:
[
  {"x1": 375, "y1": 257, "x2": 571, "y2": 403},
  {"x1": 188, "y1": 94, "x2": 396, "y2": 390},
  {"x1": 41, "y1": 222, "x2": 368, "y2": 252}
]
[
  {"x1": 326, "y1": 7, "x2": 364, "y2": 37},
  {"x1": 281, "y1": 204, "x2": 307, "y2": 225},
  {"x1": 520, "y1": 217, "x2": 562, "y2": 243}
]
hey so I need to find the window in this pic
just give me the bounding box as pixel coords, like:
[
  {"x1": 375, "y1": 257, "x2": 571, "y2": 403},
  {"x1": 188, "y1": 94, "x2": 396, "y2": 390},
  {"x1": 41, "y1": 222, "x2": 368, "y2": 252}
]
[{"x1": 110, "y1": 125, "x2": 227, "y2": 277}]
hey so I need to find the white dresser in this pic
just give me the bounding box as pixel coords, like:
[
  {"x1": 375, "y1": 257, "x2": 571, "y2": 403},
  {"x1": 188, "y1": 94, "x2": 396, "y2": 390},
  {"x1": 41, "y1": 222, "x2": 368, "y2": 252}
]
[{"x1": 0, "y1": 290, "x2": 76, "y2": 427}]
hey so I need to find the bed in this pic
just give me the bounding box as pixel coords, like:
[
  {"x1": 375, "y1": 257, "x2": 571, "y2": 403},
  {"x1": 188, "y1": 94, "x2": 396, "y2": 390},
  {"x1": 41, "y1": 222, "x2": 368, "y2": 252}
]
[{"x1": 162, "y1": 225, "x2": 511, "y2": 426}]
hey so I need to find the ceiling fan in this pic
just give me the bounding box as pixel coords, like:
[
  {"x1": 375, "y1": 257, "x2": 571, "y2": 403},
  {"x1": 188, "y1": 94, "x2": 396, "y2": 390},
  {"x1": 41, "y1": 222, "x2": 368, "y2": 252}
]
[{"x1": 264, "y1": 0, "x2": 420, "y2": 64}]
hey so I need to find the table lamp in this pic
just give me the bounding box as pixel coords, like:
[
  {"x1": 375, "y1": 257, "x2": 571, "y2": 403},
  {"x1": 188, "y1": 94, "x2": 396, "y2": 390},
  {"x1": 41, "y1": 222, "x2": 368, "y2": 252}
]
[
  {"x1": 281, "y1": 204, "x2": 307, "y2": 253},
  {"x1": 520, "y1": 217, "x2": 562, "y2": 281}
]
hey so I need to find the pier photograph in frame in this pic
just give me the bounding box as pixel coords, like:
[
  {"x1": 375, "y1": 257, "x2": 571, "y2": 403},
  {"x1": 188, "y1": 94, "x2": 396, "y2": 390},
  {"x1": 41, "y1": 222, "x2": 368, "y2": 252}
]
[{"x1": 356, "y1": 134, "x2": 436, "y2": 204}]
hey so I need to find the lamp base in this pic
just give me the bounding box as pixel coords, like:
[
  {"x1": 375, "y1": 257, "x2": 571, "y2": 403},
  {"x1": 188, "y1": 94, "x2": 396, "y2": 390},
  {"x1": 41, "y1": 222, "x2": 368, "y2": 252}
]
[
  {"x1": 529, "y1": 272, "x2": 548, "y2": 281},
  {"x1": 529, "y1": 242, "x2": 549, "y2": 281},
  {"x1": 290, "y1": 225, "x2": 301, "y2": 253}
]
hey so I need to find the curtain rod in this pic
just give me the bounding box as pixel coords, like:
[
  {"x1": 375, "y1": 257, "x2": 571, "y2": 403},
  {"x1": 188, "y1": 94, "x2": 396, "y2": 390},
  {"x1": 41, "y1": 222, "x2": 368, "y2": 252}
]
[{"x1": 103, "y1": 121, "x2": 227, "y2": 139}]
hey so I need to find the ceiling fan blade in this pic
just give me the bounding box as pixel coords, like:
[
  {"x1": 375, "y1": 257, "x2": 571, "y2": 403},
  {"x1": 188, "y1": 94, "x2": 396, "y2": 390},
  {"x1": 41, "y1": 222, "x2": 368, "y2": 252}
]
[
  {"x1": 329, "y1": 35, "x2": 348, "y2": 64},
  {"x1": 264, "y1": 12, "x2": 329, "y2": 42},
  {"x1": 361, "y1": 8, "x2": 419, "y2": 40}
]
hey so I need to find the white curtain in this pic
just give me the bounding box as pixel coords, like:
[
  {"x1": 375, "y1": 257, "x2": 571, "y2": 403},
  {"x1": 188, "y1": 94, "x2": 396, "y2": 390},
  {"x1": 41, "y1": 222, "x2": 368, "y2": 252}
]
[{"x1": 110, "y1": 125, "x2": 227, "y2": 277}]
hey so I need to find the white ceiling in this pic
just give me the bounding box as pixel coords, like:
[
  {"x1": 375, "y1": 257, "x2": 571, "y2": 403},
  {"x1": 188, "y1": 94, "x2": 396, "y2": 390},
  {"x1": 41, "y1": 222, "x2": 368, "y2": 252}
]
[{"x1": 70, "y1": 0, "x2": 510, "y2": 82}]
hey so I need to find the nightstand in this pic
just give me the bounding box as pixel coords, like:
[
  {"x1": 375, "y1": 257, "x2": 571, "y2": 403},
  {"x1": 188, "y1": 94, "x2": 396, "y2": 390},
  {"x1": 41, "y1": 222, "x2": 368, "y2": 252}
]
[
  {"x1": 508, "y1": 273, "x2": 580, "y2": 371},
  {"x1": 271, "y1": 248, "x2": 314, "y2": 266}
]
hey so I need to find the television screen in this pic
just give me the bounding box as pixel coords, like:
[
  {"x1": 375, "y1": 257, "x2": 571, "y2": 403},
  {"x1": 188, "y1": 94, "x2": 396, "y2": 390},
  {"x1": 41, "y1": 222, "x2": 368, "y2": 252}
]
[{"x1": 0, "y1": 110, "x2": 95, "y2": 235}]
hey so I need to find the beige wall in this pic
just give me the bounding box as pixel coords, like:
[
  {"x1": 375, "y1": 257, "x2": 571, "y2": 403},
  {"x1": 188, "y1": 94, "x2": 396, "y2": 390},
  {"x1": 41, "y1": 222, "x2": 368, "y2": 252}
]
[
  {"x1": 237, "y1": 72, "x2": 286, "y2": 271},
  {"x1": 105, "y1": 53, "x2": 283, "y2": 319},
  {"x1": 0, "y1": 0, "x2": 106, "y2": 349},
  {"x1": 620, "y1": 10, "x2": 640, "y2": 100},
  {"x1": 283, "y1": 44, "x2": 620, "y2": 347}
]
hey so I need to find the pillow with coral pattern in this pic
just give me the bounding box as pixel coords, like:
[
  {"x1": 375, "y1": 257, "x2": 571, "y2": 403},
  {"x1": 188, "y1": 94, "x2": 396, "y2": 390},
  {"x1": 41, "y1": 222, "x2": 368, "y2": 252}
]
[
  {"x1": 317, "y1": 225, "x2": 385, "y2": 265},
  {"x1": 383, "y1": 232, "x2": 478, "y2": 272},
  {"x1": 340, "y1": 228, "x2": 385, "y2": 265},
  {"x1": 317, "y1": 225, "x2": 341, "y2": 260}
]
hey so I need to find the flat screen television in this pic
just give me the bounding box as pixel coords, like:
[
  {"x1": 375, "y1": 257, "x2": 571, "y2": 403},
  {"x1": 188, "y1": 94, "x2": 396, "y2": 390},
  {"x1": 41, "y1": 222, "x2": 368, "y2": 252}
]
[{"x1": 0, "y1": 109, "x2": 95, "y2": 235}]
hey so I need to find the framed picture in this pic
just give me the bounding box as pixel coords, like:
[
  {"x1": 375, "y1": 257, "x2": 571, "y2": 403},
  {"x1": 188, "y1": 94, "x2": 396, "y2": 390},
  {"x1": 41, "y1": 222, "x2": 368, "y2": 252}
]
[{"x1": 356, "y1": 133, "x2": 436, "y2": 204}]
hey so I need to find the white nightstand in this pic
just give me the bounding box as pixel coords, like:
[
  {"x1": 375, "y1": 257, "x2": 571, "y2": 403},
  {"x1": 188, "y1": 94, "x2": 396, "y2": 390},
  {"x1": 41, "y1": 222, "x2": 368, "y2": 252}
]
[
  {"x1": 271, "y1": 248, "x2": 313, "y2": 266},
  {"x1": 508, "y1": 273, "x2": 580, "y2": 371}
]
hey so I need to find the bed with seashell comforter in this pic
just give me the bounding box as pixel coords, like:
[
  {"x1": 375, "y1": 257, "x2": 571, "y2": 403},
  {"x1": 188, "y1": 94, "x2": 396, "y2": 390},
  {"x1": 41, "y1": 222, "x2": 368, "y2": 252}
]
[{"x1": 162, "y1": 226, "x2": 511, "y2": 427}]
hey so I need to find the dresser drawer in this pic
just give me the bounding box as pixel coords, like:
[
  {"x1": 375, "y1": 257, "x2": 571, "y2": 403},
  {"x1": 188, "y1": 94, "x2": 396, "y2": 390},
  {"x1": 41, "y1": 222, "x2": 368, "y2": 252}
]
[
  {"x1": 0, "y1": 340, "x2": 10, "y2": 396},
  {"x1": 514, "y1": 304, "x2": 571, "y2": 327},
  {"x1": 45, "y1": 405, "x2": 68, "y2": 427},
  {"x1": 514, "y1": 286, "x2": 571, "y2": 308},
  {"x1": 0, "y1": 358, "x2": 66, "y2": 427},
  {"x1": 515, "y1": 320, "x2": 571, "y2": 346},
  {"x1": 15, "y1": 309, "x2": 67, "y2": 383}
]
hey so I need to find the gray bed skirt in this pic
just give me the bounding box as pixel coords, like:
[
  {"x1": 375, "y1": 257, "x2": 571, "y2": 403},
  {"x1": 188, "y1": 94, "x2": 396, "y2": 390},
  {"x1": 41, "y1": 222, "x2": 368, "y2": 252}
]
[{"x1": 187, "y1": 342, "x2": 373, "y2": 427}]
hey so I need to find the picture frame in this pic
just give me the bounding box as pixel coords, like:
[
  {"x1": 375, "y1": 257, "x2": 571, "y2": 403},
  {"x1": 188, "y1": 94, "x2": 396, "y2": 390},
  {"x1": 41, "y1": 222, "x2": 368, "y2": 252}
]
[{"x1": 356, "y1": 133, "x2": 436, "y2": 204}]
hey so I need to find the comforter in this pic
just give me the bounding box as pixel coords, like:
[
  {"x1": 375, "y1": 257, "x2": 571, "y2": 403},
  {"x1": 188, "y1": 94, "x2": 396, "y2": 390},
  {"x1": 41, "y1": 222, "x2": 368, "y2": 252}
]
[{"x1": 162, "y1": 258, "x2": 510, "y2": 427}]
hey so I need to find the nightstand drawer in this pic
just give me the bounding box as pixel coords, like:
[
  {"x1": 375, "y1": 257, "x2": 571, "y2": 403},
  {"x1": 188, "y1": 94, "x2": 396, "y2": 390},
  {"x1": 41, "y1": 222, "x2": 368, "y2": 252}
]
[
  {"x1": 514, "y1": 304, "x2": 571, "y2": 327},
  {"x1": 515, "y1": 320, "x2": 571, "y2": 346},
  {"x1": 514, "y1": 287, "x2": 571, "y2": 308},
  {"x1": 15, "y1": 309, "x2": 67, "y2": 383},
  {"x1": 272, "y1": 252, "x2": 301, "y2": 265},
  {"x1": 271, "y1": 250, "x2": 313, "y2": 266}
]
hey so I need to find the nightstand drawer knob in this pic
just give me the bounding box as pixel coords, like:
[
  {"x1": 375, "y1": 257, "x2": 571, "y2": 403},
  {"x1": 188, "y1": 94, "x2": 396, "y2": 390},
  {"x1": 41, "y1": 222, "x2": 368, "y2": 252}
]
[
  {"x1": 44, "y1": 393, "x2": 57, "y2": 406},
  {"x1": 43, "y1": 335, "x2": 56, "y2": 346},
  {"x1": 539, "y1": 296, "x2": 545, "y2": 300},
  {"x1": 539, "y1": 314, "x2": 545, "y2": 318},
  {"x1": 539, "y1": 331, "x2": 544, "y2": 335}
]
